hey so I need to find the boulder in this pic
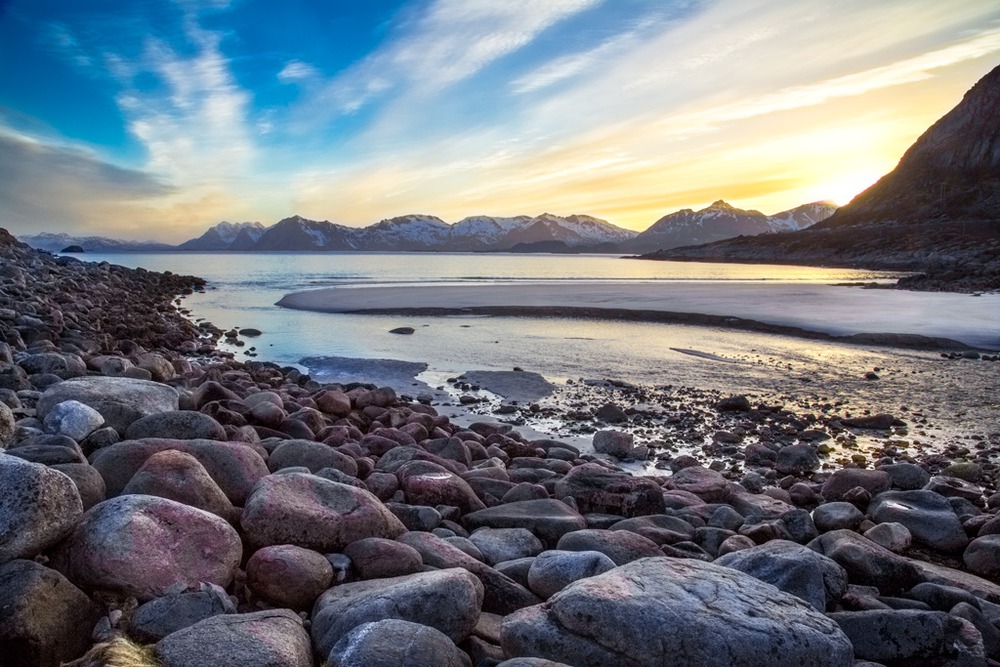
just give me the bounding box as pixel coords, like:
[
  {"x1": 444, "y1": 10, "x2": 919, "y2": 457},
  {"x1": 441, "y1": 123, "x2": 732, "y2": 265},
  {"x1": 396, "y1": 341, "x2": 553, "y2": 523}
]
[
  {"x1": 342, "y1": 537, "x2": 424, "y2": 580},
  {"x1": 863, "y1": 522, "x2": 912, "y2": 553},
  {"x1": 556, "y1": 528, "x2": 663, "y2": 565},
  {"x1": 592, "y1": 430, "x2": 633, "y2": 458},
  {"x1": 50, "y1": 462, "x2": 106, "y2": 510},
  {"x1": 0, "y1": 559, "x2": 100, "y2": 667},
  {"x1": 469, "y1": 527, "x2": 545, "y2": 566},
  {"x1": 0, "y1": 400, "x2": 14, "y2": 446},
  {"x1": 807, "y1": 529, "x2": 921, "y2": 594},
  {"x1": 527, "y1": 550, "x2": 617, "y2": 599},
  {"x1": 325, "y1": 619, "x2": 470, "y2": 667},
  {"x1": 59, "y1": 494, "x2": 242, "y2": 600},
  {"x1": 398, "y1": 461, "x2": 486, "y2": 514},
  {"x1": 36, "y1": 376, "x2": 178, "y2": 433},
  {"x1": 311, "y1": 568, "x2": 483, "y2": 658},
  {"x1": 120, "y1": 449, "x2": 235, "y2": 521},
  {"x1": 820, "y1": 469, "x2": 890, "y2": 502},
  {"x1": 812, "y1": 501, "x2": 864, "y2": 532},
  {"x1": 130, "y1": 584, "x2": 236, "y2": 643},
  {"x1": 41, "y1": 399, "x2": 105, "y2": 441},
  {"x1": 964, "y1": 534, "x2": 1000, "y2": 580},
  {"x1": 501, "y1": 557, "x2": 853, "y2": 667},
  {"x1": 155, "y1": 609, "x2": 312, "y2": 667},
  {"x1": 90, "y1": 438, "x2": 269, "y2": 504},
  {"x1": 268, "y1": 439, "x2": 359, "y2": 477},
  {"x1": 240, "y1": 472, "x2": 405, "y2": 552},
  {"x1": 124, "y1": 410, "x2": 227, "y2": 441},
  {"x1": 0, "y1": 456, "x2": 82, "y2": 564},
  {"x1": 715, "y1": 540, "x2": 848, "y2": 611},
  {"x1": 664, "y1": 465, "x2": 729, "y2": 503},
  {"x1": 868, "y1": 490, "x2": 969, "y2": 552},
  {"x1": 775, "y1": 443, "x2": 821, "y2": 475},
  {"x1": 877, "y1": 462, "x2": 931, "y2": 490},
  {"x1": 464, "y1": 499, "x2": 587, "y2": 546},
  {"x1": 247, "y1": 544, "x2": 334, "y2": 611},
  {"x1": 829, "y1": 609, "x2": 985, "y2": 664},
  {"x1": 397, "y1": 531, "x2": 542, "y2": 615},
  {"x1": 553, "y1": 464, "x2": 664, "y2": 517}
]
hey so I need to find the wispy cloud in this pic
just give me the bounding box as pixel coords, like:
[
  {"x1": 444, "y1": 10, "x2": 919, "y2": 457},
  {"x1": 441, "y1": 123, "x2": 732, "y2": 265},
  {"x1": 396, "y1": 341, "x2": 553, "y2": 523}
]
[{"x1": 299, "y1": 0, "x2": 601, "y2": 123}]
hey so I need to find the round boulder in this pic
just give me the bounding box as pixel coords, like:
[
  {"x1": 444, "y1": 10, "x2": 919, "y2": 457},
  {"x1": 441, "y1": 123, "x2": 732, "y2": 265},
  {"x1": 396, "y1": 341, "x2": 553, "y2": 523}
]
[
  {"x1": 120, "y1": 449, "x2": 235, "y2": 521},
  {"x1": 0, "y1": 456, "x2": 83, "y2": 563},
  {"x1": 246, "y1": 544, "x2": 333, "y2": 611},
  {"x1": 527, "y1": 550, "x2": 617, "y2": 599},
  {"x1": 963, "y1": 534, "x2": 1000, "y2": 579},
  {"x1": 59, "y1": 494, "x2": 242, "y2": 600},
  {"x1": 241, "y1": 472, "x2": 406, "y2": 552},
  {"x1": 42, "y1": 399, "x2": 105, "y2": 441},
  {"x1": 36, "y1": 376, "x2": 179, "y2": 434},
  {"x1": 868, "y1": 490, "x2": 968, "y2": 552},
  {"x1": 124, "y1": 410, "x2": 227, "y2": 441},
  {"x1": 155, "y1": 609, "x2": 312, "y2": 667}
]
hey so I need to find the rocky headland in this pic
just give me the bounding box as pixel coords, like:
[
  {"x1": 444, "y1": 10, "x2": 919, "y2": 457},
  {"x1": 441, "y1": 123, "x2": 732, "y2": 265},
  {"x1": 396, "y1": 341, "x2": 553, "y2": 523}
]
[
  {"x1": 640, "y1": 63, "x2": 1000, "y2": 293},
  {"x1": 1, "y1": 228, "x2": 1000, "y2": 667}
]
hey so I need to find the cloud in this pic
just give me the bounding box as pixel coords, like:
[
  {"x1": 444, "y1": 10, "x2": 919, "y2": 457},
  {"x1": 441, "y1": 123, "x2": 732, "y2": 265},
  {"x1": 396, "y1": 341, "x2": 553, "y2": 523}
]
[
  {"x1": 278, "y1": 60, "x2": 319, "y2": 83},
  {"x1": 0, "y1": 130, "x2": 174, "y2": 234},
  {"x1": 300, "y1": 0, "x2": 601, "y2": 122}
]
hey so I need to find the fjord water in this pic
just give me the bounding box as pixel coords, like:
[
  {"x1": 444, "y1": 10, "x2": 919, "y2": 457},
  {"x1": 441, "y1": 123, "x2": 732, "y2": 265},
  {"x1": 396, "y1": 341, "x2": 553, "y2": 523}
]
[{"x1": 81, "y1": 251, "x2": 997, "y2": 443}]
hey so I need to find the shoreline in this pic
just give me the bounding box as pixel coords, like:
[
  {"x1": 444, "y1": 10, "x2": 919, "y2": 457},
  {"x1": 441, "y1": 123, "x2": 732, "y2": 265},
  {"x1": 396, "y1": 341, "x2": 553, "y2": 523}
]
[
  {"x1": 277, "y1": 282, "x2": 1000, "y2": 351},
  {"x1": 5, "y1": 229, "x2": 1000, "y2": 665}
]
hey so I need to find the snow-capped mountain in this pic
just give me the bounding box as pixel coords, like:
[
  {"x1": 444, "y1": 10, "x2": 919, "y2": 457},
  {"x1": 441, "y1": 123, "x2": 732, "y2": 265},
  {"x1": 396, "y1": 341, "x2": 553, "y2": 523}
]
[
  {"x1": 19, "y1": 232, "x2": 173, "y2": 253},
  {"x1": 624, "y1": 200, "x2": 837, "y2": 253},
  {"x1": 767, "y1": 202, "x2": 838, "y2": 232},
  {"x1": 176, "y1": 221, "x2": 268, "y2": 250},
  {"x1": 177, "y1": 212, "x2": 638, "y2": 252}
]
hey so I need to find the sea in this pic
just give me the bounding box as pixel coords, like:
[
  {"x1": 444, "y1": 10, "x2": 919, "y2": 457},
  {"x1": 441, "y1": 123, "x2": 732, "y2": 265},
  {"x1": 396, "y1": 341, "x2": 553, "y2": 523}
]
[{"x1": 79, "y1": 251, "x2": 999, "y2": 451}]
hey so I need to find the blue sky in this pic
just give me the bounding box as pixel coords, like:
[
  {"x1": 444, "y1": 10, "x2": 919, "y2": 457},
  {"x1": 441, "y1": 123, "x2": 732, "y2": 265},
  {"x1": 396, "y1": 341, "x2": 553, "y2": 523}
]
[{"x1": 1, "y1": 0, "x2": 999, "y2": 241}]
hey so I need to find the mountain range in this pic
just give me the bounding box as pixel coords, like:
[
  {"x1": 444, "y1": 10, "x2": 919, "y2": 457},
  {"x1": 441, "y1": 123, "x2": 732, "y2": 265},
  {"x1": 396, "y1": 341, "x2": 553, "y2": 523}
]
[
  {"x1": 20, "y1": 202, "x2": 837, "y2": 255},
  {"x1": 643, "y1": 63, "x2": 1000, "y2": 290}
]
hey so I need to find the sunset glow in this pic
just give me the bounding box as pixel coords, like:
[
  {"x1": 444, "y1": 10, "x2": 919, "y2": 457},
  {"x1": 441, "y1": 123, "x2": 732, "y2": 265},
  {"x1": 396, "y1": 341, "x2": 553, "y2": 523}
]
[{"x1": 1, "y1": 1, "x2": 998, "y2": 240}]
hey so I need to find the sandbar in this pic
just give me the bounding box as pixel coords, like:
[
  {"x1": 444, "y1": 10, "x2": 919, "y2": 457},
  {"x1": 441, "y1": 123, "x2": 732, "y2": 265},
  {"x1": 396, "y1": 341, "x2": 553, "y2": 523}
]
[{"x1": 277, "y1": 282, "x2": 1000, "y2": 350}]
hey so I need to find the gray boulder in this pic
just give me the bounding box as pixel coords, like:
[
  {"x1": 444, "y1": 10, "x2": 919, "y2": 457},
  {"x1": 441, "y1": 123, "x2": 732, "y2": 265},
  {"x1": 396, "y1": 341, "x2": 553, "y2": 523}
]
[
  {"x1": 464, "y1": 499, "x2": 587, "y2": 546},
  {"x1": 42, "y1": 399, "x2": 105, "y2": 441},
  {"x1": 553, "y1": 463, "x2": 664, "y2": 517},
  {"x1": 830, "y1": 609, "x2": 985, "y2": 664},
  {"x1": 268, "y1": 439, "x2": 359, "y2": 476},
  {"x1": 807, "y1": 529, "x2": 920, "y2": 593},
  {"x1": 469, "y1": 527, "x2": 545, "y2": 566},
  {"x1": 241, "y1": 472, "x2": 405, "y2": 551},
  {"x1": 812, "y1": 501, "x2": 864, "y2": 532},
  {"x1": 326, "y1": 619, "x2": 471, "y2": 667},
  {"x1": 130, "y1": 584, "x2": 236, "y2": 643},
  {"x1": 869, "y1": 490, "x2": 968, "y2": 552},
  {"x1": 0, "y1": 400, "x2": 14, "y2": 447},
  {"x1": 715, "y1": 539, "x2": 848, "y2": 611},
  {"x1": 964, "y1": 534, "x2": 1000, "y2": 580},
  {"x1": 0, "y1": 559, "x2": 100, "y2": 667},
  {"x1": 501, "y1": 557, "x2": 853, "y2": 666},
  {"x1": 592, "y1": 430, "x2": 633, "y2": 458},
  {"x1": 37, "y1": 376, "x2": 178, "y2": 433},
  {"x1": 0, "y1": 455, "x2": 82, "y2": 564},
  {"x1": 556, "y1": 528, "x2": 662, "y2": 565},
  {"x1": 311, "y1": 568, "x2": 483, "y2": 659},
  {"x1": 124, "y1": 410, "x2": 227, "y2": 441},
  {"x1": 527, "y1": 550, "x2": 617, "y2": 599},
  {"x1": 59, "y1": 494, "x2": 242, "y2": 600},
  {"x1": 155, "y1": 609, "x2": 312, "y2": 667}
]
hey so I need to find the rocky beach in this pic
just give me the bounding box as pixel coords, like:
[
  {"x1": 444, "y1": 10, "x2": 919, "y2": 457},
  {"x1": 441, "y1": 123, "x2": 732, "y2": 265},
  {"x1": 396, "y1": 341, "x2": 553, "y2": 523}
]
[{"x1": 2, "y1": 227, "x2": 1000, "y2": 667}]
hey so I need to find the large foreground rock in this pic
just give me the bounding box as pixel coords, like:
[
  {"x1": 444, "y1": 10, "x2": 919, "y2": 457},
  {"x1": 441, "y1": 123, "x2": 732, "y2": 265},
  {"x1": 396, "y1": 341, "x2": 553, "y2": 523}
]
[
  {"x1": 58, "y1": 494, "x2": 242, "y2": 600},
  {"x1": 0, "y1": 455, "x2": 82, "y2": 563},
  {"x1": 311, "y1": 568, "x2": 483, "y2": 659},
  {"x1": 241, "y1": 472, "x2": 405, "y2": 551},
  {"x1": 0, "y1": 559, "x2": 100, "y2": 667},
  {"x1": 36, "y1": 376, "x2": 178, "y2": 433},
  {"x1": 155, "y1": 609, "x2": 312, "y2": 667},
  {"x1": 502, "y1": 557, "x2": 853, "y2": 667}
]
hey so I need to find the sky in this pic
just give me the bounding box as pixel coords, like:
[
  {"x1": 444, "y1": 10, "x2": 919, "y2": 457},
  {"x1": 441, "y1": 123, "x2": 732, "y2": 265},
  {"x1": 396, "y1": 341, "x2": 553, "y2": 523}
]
[{"x1": 1, "y1": 0, "x2": 999, "y2": 242}]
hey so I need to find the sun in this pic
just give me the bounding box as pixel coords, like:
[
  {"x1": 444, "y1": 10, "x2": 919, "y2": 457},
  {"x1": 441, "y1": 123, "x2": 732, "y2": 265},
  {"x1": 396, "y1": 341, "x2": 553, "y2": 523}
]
[{"x1": 819, "y1": 169, "x2": 885, "y2": 207}]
